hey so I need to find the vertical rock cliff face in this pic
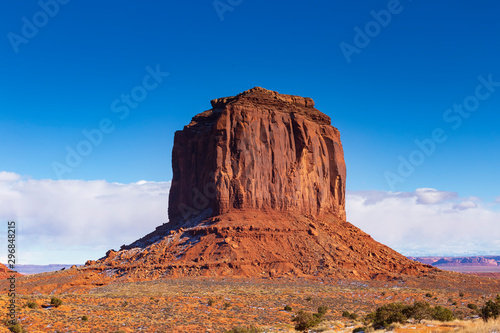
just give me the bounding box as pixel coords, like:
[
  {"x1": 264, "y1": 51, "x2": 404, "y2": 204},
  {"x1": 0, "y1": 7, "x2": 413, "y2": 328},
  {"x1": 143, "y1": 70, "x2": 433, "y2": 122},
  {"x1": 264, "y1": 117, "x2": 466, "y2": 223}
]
[{"x1": 168, "y1": 87, "x2": 346, "y2": 228}]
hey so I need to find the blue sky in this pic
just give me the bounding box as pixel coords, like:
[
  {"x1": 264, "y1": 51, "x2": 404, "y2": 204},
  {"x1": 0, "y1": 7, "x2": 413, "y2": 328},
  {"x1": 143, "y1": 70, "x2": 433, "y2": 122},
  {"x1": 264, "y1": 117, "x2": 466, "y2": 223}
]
[{"x1": 1, "y1": 1, "x2": 500, "y2": 264}]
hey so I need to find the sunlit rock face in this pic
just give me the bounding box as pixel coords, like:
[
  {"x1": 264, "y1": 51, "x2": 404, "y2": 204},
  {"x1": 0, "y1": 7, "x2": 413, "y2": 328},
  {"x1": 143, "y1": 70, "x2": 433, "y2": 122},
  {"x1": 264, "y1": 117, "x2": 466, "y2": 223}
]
[{"x1": 168, "y1": 87, "x2": 346, "y2": 228}]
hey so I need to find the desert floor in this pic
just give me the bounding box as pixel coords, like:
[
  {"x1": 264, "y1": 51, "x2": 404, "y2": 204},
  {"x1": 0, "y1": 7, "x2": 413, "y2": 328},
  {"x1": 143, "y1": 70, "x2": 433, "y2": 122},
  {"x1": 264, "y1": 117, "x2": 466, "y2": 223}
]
[{"x1": 1, "y1": 276, "x2": 499, "y2": 333}]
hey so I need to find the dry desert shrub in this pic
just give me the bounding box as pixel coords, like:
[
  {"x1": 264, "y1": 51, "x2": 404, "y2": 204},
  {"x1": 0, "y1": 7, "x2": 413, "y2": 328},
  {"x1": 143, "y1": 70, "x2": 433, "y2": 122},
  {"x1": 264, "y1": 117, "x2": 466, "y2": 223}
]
[
  {"x1": 292, "y1": 306, "x2": 328, "y2": 331},
  {"x1": 26, "y1": 301, "x2": 38, "y2": 309},
  {"x1": 311, "y1": 320, "x2": 343, "y2": 332},
  {"x1": 455, "y1": 317, "x2": 500, "y2": 333},
  {"x1": 50, "y1": 297, "x2": 63, "y2": 307}
]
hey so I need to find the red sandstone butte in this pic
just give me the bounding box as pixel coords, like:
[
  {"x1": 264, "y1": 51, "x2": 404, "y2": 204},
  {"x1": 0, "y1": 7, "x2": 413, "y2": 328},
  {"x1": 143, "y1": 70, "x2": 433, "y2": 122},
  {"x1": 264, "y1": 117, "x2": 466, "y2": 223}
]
[{"x1": 92, "y1": 87, "x2": 432, "y2": 280}]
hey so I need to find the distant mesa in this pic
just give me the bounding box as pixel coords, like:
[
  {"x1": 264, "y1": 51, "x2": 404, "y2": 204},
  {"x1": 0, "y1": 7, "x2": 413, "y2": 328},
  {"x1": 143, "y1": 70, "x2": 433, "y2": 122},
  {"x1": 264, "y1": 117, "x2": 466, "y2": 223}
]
[
  {"x1": 434, "y1": 257, "x2": 499, "y2": 267},
  {"x1": 0, "y1": 264, "x2": 78, "y2": 277},
  {"x1": 88, "y1": 87, "x2": 433, "y2": 281},
  {"x1": 14, "y1": 264, "x2": 78, "y2": 275},
  {"x1": 410, "y1": 256, "x2": 500, "y2": 269}
]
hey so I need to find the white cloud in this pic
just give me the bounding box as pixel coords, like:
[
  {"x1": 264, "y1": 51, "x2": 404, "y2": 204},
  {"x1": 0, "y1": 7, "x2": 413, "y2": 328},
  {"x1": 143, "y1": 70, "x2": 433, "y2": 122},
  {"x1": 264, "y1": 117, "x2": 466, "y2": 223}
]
[
  {"x1": 349, "y1": 188, "x2": 457, "y2": 206},
  {"x1": 346, "y1": 188, "x2": 500, "y2": 256},
  {"x1": 452, "y1": 201, "x2": 478, "y2": 211},
  {"x1": 0, "y1": 171, "x2": 21, "y2": 182},
  {"x1": 413, "y1": 188, "x2": 457, "y2": 205},
  {"x1": 0, "y1": 172, "x2": 170, "y2": 265}
]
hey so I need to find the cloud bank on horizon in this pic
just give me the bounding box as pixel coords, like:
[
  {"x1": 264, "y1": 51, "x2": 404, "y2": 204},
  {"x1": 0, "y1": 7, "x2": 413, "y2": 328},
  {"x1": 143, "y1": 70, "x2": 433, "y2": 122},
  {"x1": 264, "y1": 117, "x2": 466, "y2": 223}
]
[
  {"x1": 0, "y1": 171, "x2": 170, "y2": 265},
  {"x1": 1, "y1": 171, "x2": 499, "y2": 264},
  {"x1": 347, "y1": 188, "x2": 500, "y2": 256}
]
